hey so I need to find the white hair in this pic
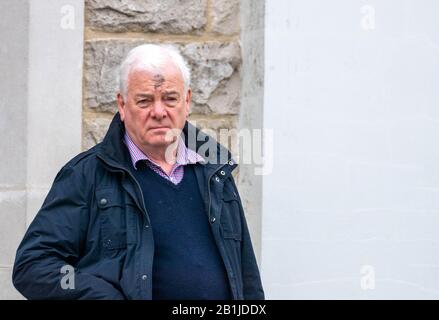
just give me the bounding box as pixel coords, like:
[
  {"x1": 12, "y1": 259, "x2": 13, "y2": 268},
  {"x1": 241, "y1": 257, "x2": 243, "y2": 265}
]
[{"x1": 118, "y1": 44, "x2": 191, "y2": 99}]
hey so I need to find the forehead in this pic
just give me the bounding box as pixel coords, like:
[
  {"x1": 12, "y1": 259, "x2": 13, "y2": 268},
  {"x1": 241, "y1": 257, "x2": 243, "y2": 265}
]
[{"x1": 127, "y1": 64, "x2": 184, "y2": 90}]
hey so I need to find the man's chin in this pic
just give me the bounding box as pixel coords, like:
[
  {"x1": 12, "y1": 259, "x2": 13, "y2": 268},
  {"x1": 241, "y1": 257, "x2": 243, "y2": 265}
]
[
  {"x1": 146, "y1": 136, "x2": 176, "y2": 148},
  {"x1": 143, "y1": 129, "x2": 179, "y2": 146}
]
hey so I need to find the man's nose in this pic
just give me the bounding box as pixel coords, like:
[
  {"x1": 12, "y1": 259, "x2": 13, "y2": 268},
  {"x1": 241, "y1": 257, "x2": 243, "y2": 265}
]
[{"x1": 150, "y1": 100, "x2": 166, "y2": 119}]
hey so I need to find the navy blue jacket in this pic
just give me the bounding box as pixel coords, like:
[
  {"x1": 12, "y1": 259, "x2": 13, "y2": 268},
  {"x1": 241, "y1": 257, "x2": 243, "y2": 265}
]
[{"x1": 12, "y1": 113, "x2": 265, "y2": 300}]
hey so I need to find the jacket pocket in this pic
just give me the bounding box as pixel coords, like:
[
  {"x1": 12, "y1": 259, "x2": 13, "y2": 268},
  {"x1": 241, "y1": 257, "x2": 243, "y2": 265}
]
[
  {"x1": 220, "y1": 185, "x2": 242, "y2": 241},
  {"x1": 96, "y1": 188, "x2": 128, "y2": 250}
]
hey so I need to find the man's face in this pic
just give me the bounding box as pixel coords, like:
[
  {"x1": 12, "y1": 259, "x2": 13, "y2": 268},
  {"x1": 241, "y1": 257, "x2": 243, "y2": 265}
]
[{"x1": 117, "y1": 63, "x2": 191, "y2": 150}]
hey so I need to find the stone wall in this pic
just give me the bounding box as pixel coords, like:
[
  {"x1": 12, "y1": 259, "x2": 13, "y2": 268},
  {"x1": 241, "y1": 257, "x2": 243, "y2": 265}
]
[{"x1": 82, "y1": 0, "x2": 241, "y2": 165}]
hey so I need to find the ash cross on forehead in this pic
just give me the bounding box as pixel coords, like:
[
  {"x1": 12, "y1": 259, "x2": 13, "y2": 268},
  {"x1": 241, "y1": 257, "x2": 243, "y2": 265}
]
[{"x1": 153, "y1": 74, "x2": 165, "y2": 89}]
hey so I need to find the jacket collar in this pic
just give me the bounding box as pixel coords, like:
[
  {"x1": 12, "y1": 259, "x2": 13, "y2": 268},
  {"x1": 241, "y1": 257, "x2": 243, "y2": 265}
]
[{"x1": 96, "y1": 113, "x2": 238, "y2": 178}]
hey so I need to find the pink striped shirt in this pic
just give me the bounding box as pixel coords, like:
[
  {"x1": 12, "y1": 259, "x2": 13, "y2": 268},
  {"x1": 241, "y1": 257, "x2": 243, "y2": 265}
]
[{"x1": 124, "y1": 132, "x2": 204, "y2": 185}]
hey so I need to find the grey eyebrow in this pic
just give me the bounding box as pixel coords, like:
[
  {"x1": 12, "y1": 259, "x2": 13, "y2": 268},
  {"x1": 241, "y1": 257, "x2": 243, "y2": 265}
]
[
  {"x1": 163, "y1": 91, "x2": 180, "y2": 97},
  {"x1": 135, "y1": 94, "x2": 154, "y2": 99}
]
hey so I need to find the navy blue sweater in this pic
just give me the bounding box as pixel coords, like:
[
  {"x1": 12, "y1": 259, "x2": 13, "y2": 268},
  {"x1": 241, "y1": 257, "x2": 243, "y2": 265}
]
[{"x1": 131, "y1": 162, "x2": 231, "y2": 300}]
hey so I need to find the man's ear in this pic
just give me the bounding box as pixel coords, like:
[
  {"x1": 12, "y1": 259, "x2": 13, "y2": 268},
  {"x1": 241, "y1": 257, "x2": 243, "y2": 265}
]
[
  {"x1": 117, "y1": 93, "x2": 126, "y2": 121},
  {"x1": 185, "y1": 89, "x2": 192, "y2": 117}
]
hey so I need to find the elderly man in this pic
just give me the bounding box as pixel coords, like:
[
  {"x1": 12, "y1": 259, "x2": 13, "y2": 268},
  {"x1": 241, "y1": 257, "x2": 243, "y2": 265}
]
[{"x1": 12, "y1": 44, "x2": 264, "y2": 300}]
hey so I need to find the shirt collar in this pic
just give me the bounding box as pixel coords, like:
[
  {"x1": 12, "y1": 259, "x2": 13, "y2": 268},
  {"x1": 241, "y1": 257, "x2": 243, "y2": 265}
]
[{"x1": 123, "y1": 131, "x2": 204, "y2": 170}]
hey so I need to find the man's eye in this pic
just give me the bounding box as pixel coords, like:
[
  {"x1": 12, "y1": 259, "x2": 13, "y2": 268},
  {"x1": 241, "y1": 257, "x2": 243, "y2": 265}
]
[{"x1": 164, "y1": 97, "x2": 178, "y2": 105}]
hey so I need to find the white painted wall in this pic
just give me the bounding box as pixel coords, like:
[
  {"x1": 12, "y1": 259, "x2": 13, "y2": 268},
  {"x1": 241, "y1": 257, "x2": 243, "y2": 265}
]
[
  {"x1": 0, "y1": 0, "x2": 83, "y2": 299},
  {"x1": 239, "y1": 0, "x2": 265, "y2": 265},
  {"x1": 0, "y1": 0, "x2": 29, "y2": 299},
  {"x1": 262, "y1": 0, "x2": 439, "y2": 299},
  {"x1": 26, "y1": 0, "x2": 84, "y2": 226}
]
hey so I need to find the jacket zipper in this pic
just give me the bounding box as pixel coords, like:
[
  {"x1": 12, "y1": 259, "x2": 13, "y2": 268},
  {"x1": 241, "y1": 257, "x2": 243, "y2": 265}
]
[{"x1": 207, "y1": 162, "x2": 228, "y2": 223}]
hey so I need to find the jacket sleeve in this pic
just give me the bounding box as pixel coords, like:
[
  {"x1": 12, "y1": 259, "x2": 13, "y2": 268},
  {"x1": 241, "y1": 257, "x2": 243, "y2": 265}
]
[
  {"x1": 12, "y1": 165, "x2": 125, "y2": 300},
  {"x1": 230, "y1": 178, "x2": 265, "y2": 300}
]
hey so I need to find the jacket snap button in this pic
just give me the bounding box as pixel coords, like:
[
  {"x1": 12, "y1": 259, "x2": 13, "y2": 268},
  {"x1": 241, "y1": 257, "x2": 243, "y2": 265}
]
[
  {"x1": 100, "y1": 198, "x2": 108, "y2": 206},
  {"x1": 210, "y1": 217, "x2": 216, "y2": 223},
  {"x1": 144, "y1": 225, "x2": 149, "y2": 229},
  {"x1": 220, "y1": 170, "x2": 225, "y2": 176},
  {"x1": 228, "y1": 160, "x2": 234, "y2": 165},
  {"x1": 215, "y1": 176, "x2": 220, "y2": 182},
  {"x1": 142, "y1": 275, "x2": 147, "y2": 280}
]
